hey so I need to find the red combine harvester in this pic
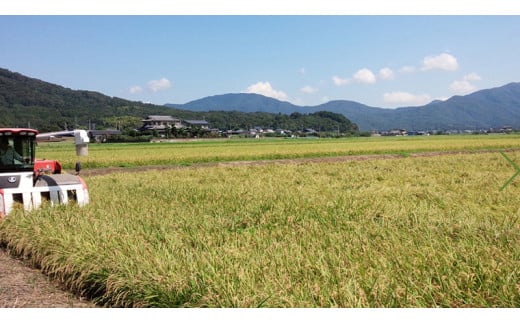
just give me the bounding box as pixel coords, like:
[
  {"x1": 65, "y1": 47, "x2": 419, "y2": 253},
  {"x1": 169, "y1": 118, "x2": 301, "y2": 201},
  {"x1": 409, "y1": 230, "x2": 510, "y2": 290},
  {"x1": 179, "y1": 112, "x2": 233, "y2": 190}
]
[{"x1": 0, "y1": 128, "x2": 90, "y2": 218}]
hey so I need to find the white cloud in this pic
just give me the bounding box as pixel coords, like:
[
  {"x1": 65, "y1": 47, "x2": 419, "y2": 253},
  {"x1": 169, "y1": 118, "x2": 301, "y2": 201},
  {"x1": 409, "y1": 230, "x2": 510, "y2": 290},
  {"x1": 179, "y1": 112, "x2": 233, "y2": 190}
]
[
  {"x1": 353, "y1": 68, "x2": 376, "y2": 84},
  {"x1": 399, "y1": 65, "x2": 416, "y2": 73},
  {"x1": 421, "y1": 53, "x2": 458, "y2": 71},
  {"x1": 378, "y1": 67, "x2": 394, "y2": 80},
  {"x1": 301, "y1": 85, "x2": 317, "y2": 94},
  {"x1": 244, "y1": 81, "x2": 288, "y2": 101},
  {"x1": 383, "y1": 91, "x2": 432, "y2": 106},
  {"x1": 463, "y1": 72, "x2": 482, "y2": 81},
  {"x1": 299, "y1": 67, "x2": 306, "y2": 75},
  {"x1": 450, "y1": 73, "x2": 482, "y2": 94},
  {"x1": 129, "y1": 85, "x2": 143, "y2": 94},
  {"x1": 147, "y1": 78, "x2": 172, "y2": 92},
  {"x1": 332, "y1": 75, "x2": 349, "y2": 86},
  {"x1": 450, "y1": 80, "x2": 475, "y2": 94}
]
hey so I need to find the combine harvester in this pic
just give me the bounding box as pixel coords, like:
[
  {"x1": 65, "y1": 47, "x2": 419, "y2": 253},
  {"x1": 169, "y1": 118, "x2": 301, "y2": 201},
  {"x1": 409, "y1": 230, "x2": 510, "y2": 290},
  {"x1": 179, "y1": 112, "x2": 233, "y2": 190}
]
[{"x1": 0, "y1": 128, "x2": 90, "y2": 218}]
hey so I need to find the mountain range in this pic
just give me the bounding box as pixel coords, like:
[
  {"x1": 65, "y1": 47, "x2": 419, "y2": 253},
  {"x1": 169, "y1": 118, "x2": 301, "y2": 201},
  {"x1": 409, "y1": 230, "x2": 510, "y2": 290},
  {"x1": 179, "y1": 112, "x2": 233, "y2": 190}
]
[
  {"x1": 167, "y1": 83, "x2": 520, "y2": 131},
  {"x1": 1, "y1": 66, "x2": 519, "y2": 132}
]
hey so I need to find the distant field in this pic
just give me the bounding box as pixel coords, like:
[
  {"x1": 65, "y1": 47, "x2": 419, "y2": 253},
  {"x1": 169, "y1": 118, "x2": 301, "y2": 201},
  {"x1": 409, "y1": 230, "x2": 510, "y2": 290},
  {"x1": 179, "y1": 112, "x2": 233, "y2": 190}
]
[
  {"x1": 35, "y1": 134, "x2": 520, "y2": 170},
  {"x1": 1, "y1": 135, "x2": 519, "y2": 307}
]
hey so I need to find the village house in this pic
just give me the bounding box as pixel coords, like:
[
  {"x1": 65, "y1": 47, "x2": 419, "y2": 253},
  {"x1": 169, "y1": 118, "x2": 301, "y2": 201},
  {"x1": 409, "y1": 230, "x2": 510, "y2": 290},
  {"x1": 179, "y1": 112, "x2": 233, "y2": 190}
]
[
  {"x1": 137, "y1": 115, "x2": 210, "y2": 136},
  {"x1": 182, "y1": 119, "x2": 210, "y2": 130},
  {"x1": 138, "y1": 115, "x2": 183, "y2": 134}
]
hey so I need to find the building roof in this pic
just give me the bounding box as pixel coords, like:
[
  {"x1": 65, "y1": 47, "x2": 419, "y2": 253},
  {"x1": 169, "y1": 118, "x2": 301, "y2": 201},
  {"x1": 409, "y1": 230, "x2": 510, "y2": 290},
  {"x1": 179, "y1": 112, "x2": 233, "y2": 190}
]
[
  {"x1": 184, "y1": 120, "x2": 209, "y2": 125},
  {"x1": 142, "y1": 115, "x2": 180, "y2": 122}
]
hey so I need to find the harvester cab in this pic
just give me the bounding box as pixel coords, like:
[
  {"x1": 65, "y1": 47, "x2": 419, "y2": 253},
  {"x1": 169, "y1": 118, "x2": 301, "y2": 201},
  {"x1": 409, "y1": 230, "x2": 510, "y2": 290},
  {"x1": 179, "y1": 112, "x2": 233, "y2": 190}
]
[{"x1": 0, "y1": 128, "x2": 90, "y2": 218}]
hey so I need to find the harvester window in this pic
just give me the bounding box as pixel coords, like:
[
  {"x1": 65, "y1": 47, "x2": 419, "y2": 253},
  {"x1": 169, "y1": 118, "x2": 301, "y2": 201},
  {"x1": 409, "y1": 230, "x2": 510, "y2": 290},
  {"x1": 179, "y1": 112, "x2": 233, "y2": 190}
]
[
  {"x1": 0, "y1": 138, "x2": 21, "y2": 165},
  {"x1": 14, "y1": 137, "x2": 34, "y2": 164},
  {"x1": 0, "y1": 136, "x2": 34, "y2": 168}
]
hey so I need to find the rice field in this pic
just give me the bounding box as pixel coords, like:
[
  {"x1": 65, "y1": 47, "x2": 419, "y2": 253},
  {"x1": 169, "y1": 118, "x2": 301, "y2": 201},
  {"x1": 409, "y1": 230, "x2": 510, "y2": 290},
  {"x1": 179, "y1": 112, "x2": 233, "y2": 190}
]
[
  {"x1": 35, "y1": 134, "x2": 520, "y2": 170},
  {"x1": 1, "y1": 135, "x2": 519, "y2": 307}
]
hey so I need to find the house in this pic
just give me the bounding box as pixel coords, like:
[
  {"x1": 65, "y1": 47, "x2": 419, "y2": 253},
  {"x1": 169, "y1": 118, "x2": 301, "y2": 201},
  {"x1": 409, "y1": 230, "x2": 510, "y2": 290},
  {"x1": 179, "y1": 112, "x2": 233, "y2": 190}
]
[
  {"x1": 137, "y1": 116, "x2": 213, "y2": 137},
  {"x1": 183, "y1": 120, "x2": 210, "y2": 130},
  {"x1": 138, "y1": 115, "x2": 183, "y2": 134},
  {"x1": 88, "y1": 129, "x2": 121, "y2": 143},
  {"x1": 381, "y1": 129, "x2": 407, "y2": 136}
]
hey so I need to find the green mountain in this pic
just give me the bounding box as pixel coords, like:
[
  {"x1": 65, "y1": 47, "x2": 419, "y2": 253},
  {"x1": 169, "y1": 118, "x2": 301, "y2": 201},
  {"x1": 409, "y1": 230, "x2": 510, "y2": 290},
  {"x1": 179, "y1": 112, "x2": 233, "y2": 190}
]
[
  {"x1": 0, "y1": 68, "x2": 186, "y2": 131},
  {"x1": 170, "y1": 93, "x2": 302, "y2": 113},
  {"x1": 0, "y1": 68, "x2": 358, "y2": 134},
  {"x1": 168, "y1": 83, "x2": 520, "y2": 131}
]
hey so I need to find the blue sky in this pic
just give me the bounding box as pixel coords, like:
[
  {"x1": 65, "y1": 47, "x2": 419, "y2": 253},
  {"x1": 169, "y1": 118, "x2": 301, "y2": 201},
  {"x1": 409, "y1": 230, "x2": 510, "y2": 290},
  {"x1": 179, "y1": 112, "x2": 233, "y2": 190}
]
[{"x1": 1, "y1": 2, "x2": 519, "y2": 108}]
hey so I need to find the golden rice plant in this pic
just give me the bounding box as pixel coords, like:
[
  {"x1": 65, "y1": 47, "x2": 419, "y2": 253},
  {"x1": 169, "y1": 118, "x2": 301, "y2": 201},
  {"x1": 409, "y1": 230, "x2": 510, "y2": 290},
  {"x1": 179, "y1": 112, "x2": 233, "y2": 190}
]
[
  {"x1": 1, "y1": 150, "x2": 518, "y2": 307},
  {"x1": 35, "y1": 134, "x2": 520, "y2": 170}
]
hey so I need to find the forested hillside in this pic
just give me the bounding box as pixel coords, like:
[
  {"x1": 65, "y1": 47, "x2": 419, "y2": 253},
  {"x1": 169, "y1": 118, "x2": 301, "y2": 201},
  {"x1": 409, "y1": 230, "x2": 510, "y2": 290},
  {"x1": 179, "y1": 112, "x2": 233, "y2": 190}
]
[
  {"x1": 0, "y1": 68, "x2": 359, "y2": 134},
  {"x1": 0, "y1": 68, "x2": 184, "y2": 131}
]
